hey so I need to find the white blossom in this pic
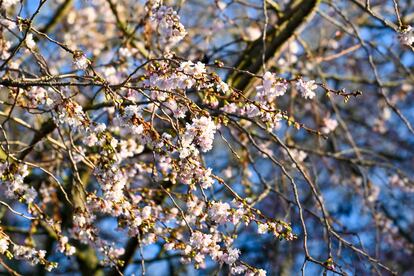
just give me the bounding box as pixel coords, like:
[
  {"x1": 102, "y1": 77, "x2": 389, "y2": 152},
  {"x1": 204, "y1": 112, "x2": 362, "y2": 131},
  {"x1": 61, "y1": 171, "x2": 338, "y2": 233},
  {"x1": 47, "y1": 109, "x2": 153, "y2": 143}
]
[
  {"x1": 296, "y1": 79, "x2": 317, "y2": 99},
  {"x1": 26, "y1": 34, "x2": 36, "y2": 50},
  {"x1": 217, "y1": 81, "x2": 230, "y2": 94},
  {"x1": 221, "y1": 103, "x2": 238, "y2": 114},
  {"x1": 289, "y1": 149, "x2": 307, "y2": 165},
  {"x1": 1, "y1": 164, "x2": 37, "y2": 204},
  {"x1": 399, "y1": 26, "x2": 414, "y2": 46},
  {"x1": 231, "y1": 265, "x2": 247, "y2": 274},
  {"x1": 244, "y1": 103, "x2": 261, "y2": 118},
  {"x1": 179, "y1": 61, "x2": 206, "y2": 77},
  {"x1": 257, "y1": 223, "x2": 269, "y2": 234},
  {"x1": 180, "y1": 116, "x2": 217, "y2": 157},
  {"x1": 57, "y1": 236, "x2": 76, "y2": 256},
  {"x1": 150, "y1": 5, "x2": 187, "y2": 48},
  {"x1": 124, "y1": 105, "x2": 141, "y2": 119},
  {"x1": 321, "y1": 117, "x2": 338, "y2": 134},
  {"x1": 1, "y1": 0, "x2": 19, "y2": 9},
  {"x1": 243, "y1": 26, "x2": 262, "y2": 41},
  {"x1": 209, "y1": 201, "x2": 230, "y2": 224},
  {"x1": 255, "y1": 71, "x2": 288, "y2": 103},
  {"x1": 73, "y1": 53, "x2": 90, "y2": 70},
  {"x1": 0, "y1": 238, "x2": 9, "y2": 254},
  {"x1": 220, "y1": 247, "x2": 240, "y2": 264}
]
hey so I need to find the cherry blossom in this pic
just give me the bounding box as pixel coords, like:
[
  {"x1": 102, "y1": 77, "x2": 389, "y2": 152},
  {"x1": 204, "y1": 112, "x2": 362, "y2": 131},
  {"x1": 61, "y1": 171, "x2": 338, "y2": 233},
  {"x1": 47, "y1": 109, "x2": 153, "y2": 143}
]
[{"x1": 296, "y1": 79, "x2": 318, "y2": 99}]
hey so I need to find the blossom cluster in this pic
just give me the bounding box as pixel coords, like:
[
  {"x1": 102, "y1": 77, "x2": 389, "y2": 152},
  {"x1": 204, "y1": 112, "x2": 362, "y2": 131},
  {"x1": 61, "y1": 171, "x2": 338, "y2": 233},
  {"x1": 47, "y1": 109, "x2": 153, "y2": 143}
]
[
  {"x1": 0, "y1": 230, "x2": 58, "y2": 271},
  {"x1": 221, "y1": 71, "x2": 319, "y2": 131},
  {"x1": 0, "y1": 163, "x2": 37, "y2": 204},
  {"x1": 149, "y1": 2, "x2": 187, "y2": 49}
]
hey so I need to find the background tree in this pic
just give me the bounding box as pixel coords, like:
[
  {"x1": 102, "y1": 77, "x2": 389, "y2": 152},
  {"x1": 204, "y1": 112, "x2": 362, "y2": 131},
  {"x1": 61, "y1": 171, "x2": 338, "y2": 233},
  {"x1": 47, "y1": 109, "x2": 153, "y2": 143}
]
[{"x1": 0, "y1": 0, "x2": 413, "y2": 275}]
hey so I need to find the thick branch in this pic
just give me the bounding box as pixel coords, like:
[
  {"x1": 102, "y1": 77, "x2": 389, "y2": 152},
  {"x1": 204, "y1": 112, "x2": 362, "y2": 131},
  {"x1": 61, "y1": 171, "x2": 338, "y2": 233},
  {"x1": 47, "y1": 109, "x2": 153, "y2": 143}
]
[{"x1": 227, "y1": 0, "x2": 321, "y2": 91}]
